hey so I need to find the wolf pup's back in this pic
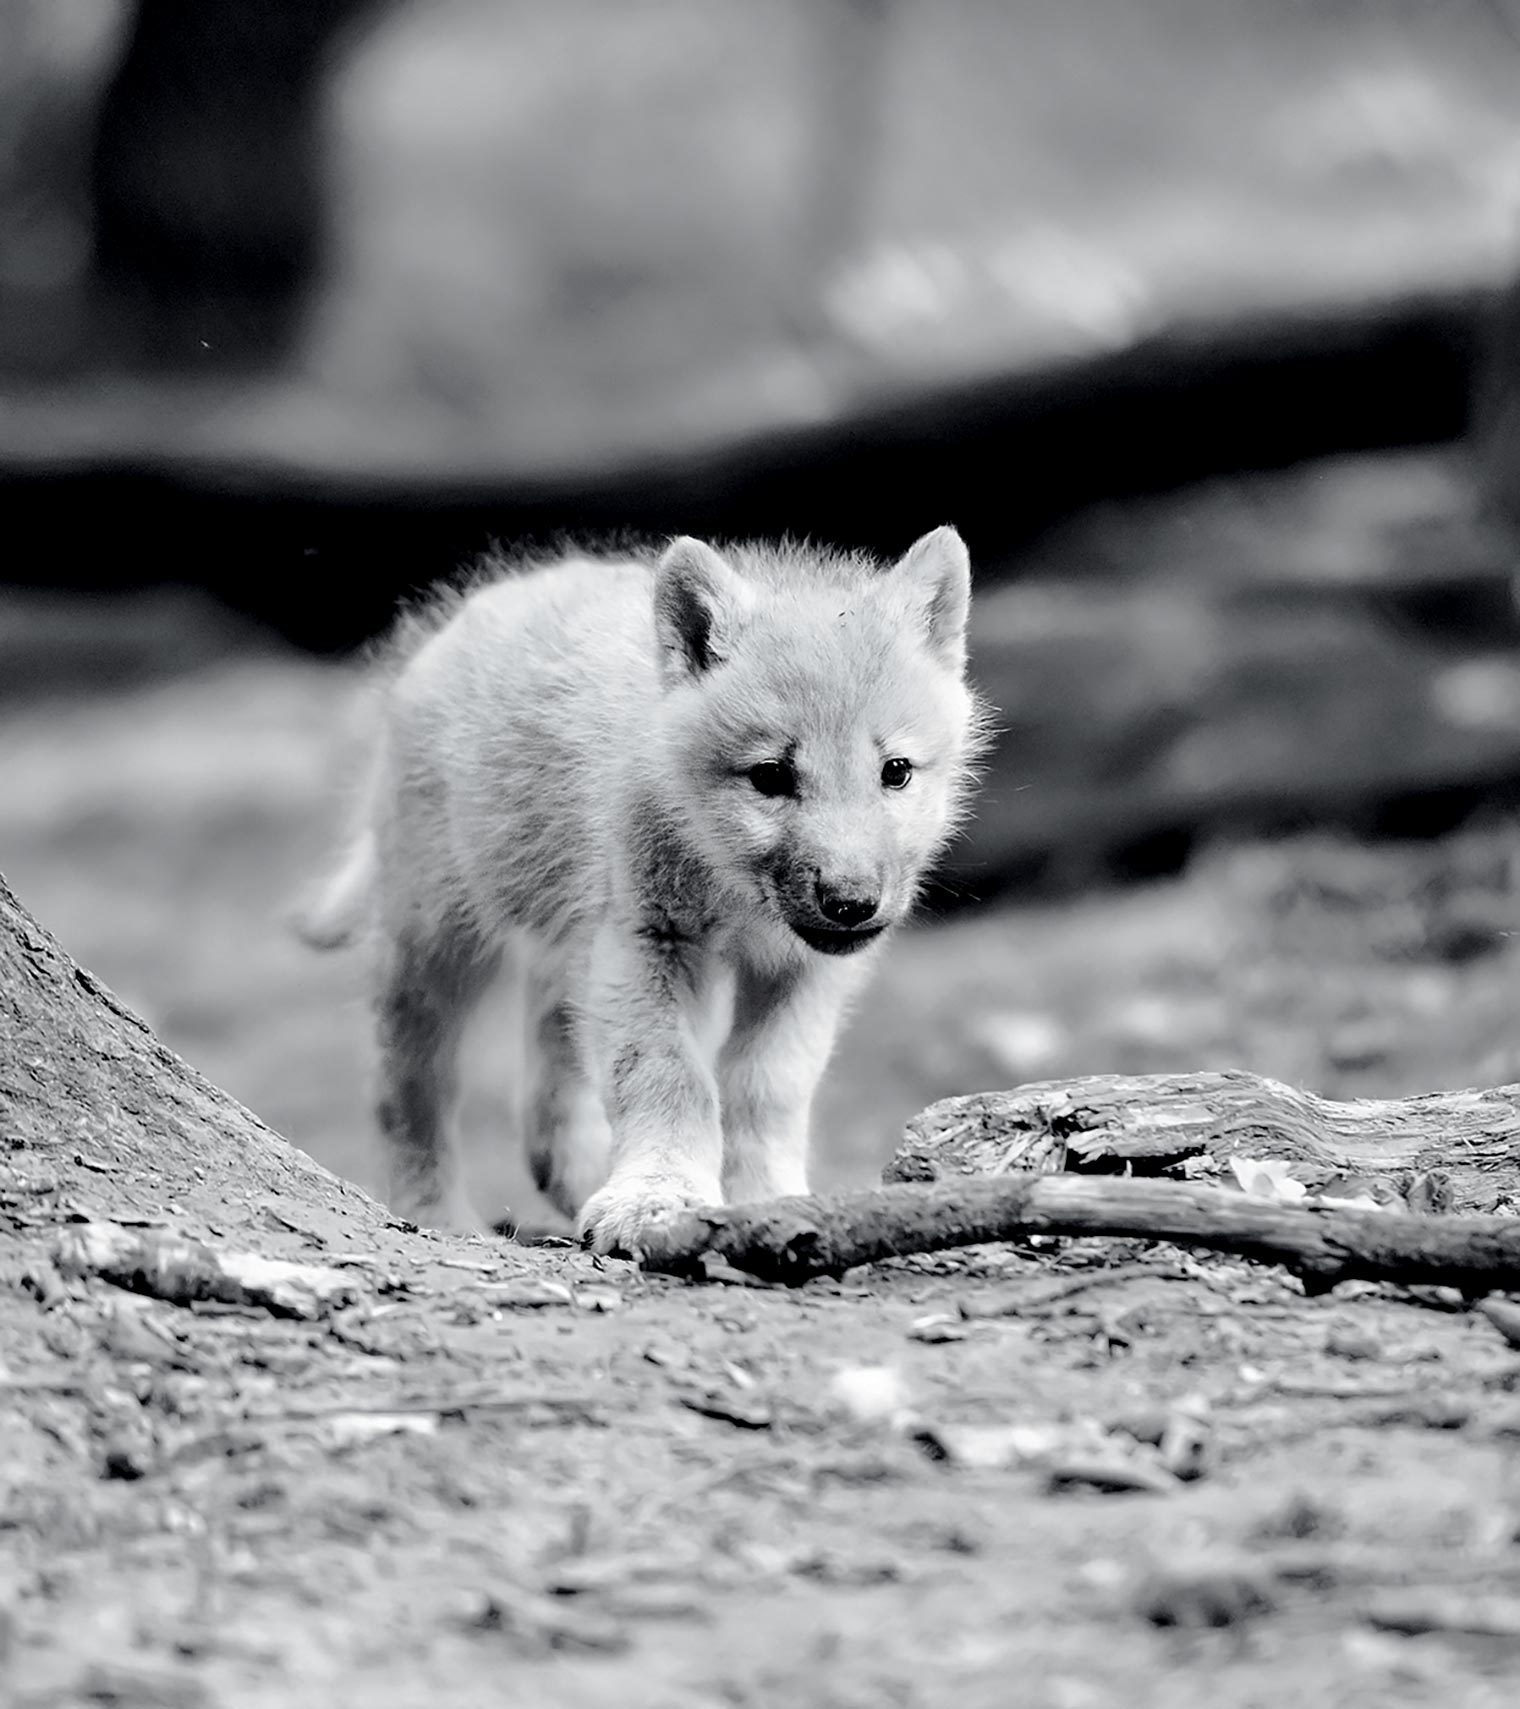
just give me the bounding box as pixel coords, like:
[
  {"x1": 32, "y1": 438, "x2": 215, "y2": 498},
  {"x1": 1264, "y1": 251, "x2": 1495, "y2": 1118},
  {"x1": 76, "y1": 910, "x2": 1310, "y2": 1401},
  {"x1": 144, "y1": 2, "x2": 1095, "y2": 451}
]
[{"x1": 303, "y1": 529, "x2": 988, "y2": 1254}]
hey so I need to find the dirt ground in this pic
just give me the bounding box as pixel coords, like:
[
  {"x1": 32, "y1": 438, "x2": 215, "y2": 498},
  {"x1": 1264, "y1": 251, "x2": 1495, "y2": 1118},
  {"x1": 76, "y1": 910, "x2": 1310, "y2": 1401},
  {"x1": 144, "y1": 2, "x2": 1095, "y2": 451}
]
[{"x1": 4, "y1": 630, "x2": 1520, "y2": 1707}]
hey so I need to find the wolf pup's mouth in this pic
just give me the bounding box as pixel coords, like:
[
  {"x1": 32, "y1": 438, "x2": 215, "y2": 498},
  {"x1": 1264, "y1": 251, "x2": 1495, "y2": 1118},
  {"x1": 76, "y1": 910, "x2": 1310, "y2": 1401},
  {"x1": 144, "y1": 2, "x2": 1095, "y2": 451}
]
[{"x1": 791, "y1": 921, "x2": 888, "y2": 956}]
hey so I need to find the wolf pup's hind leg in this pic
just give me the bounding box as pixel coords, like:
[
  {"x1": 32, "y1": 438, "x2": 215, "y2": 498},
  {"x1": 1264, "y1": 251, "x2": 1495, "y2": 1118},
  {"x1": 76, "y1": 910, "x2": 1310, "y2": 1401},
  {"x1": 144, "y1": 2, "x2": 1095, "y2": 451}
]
[
  {"x1": 524, "y1": 972, "x2": 612, "y2": 1220},
  {"x1": 372, "y1": 915, "x2": 500, "y2": 1233}
]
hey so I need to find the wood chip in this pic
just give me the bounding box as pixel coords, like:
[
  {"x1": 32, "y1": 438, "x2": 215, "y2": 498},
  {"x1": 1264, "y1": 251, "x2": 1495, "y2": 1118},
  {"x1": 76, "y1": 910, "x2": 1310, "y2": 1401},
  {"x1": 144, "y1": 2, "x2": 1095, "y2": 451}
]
[{"x1": 56, "y1": 1221, "x2": 361, "y2": 1319}]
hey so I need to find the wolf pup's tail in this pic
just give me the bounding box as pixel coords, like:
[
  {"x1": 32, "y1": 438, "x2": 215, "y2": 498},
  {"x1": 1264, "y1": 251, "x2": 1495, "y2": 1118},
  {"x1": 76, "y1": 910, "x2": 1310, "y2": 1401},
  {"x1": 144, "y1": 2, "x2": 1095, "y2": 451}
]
[{"x1": 295, "y1": 835, "x2": 377, "y2": 951}]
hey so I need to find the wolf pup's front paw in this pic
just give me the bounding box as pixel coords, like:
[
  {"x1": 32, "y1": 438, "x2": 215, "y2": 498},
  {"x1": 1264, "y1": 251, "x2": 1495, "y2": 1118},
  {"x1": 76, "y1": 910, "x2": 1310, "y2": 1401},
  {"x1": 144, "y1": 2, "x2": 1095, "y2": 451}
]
[{"x1": 576, "y1": 1171, "x2": 720, "y2": 1258}]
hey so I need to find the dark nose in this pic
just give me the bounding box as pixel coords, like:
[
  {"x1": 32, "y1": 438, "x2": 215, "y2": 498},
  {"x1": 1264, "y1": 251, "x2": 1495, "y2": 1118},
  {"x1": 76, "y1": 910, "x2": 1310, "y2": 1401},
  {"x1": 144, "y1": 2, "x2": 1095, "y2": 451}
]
[{"x1": 815, "y1": 878, "x2": 880, "y2": 928}]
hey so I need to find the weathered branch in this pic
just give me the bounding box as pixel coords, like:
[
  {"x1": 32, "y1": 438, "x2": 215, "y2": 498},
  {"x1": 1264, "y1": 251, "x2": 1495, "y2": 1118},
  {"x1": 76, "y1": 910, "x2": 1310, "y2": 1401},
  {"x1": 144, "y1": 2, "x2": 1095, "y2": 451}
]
[{"x1": 637, "y1": 1175, "x2": 1520, "y2": 1294}]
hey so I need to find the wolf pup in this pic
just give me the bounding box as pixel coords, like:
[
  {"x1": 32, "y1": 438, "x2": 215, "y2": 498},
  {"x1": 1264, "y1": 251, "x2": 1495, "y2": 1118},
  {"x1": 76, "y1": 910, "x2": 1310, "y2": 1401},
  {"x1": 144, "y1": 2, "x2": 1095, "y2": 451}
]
[{"x1": 302, "y1": 528, "x2": 987, "y2": 1255}]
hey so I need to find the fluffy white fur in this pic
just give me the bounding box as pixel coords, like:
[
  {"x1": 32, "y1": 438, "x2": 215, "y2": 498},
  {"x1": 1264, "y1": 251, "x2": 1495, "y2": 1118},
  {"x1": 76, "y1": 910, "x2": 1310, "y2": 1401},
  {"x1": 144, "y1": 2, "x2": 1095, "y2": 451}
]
[{"x1": 303, "y1": 528, "x2": 988, "y2": 1254}]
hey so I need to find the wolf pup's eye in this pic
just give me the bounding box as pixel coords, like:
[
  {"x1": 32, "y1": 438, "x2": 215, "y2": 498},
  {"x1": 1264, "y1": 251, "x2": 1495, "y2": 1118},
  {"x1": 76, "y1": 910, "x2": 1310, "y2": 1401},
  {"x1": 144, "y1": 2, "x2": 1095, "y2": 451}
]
[
  {"x1": 881, "y1": 757, "x2": 913, "y2": 790},
  {"x1": 748, "y1": 760, "x2": 796, "y2": 798}
]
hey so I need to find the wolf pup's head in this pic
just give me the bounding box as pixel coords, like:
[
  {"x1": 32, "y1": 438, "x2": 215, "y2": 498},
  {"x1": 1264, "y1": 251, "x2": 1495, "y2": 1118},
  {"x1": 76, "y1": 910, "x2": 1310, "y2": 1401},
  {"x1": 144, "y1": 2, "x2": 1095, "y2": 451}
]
[{"x1": 652, "y1": 528, "x2": 988, "y2": 957}]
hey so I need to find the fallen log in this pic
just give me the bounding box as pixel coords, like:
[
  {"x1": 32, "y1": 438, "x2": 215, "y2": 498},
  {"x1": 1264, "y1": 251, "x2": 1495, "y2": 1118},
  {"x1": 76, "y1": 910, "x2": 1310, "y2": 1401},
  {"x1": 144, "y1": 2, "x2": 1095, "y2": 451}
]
[
  {"x1": 637, "y1": 1174, "x2": 1520, "y2": 1294},
  {"x1": 889, "y1": 1071, "x2": 1520, "y2": 1211}
]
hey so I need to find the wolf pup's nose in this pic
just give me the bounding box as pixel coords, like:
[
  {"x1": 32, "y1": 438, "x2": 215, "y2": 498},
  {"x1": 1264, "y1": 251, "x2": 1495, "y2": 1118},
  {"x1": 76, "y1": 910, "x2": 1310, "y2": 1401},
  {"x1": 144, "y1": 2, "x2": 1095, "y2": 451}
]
[{"x1": 815, "y1": 880, "x2": 880, "y2": 928}]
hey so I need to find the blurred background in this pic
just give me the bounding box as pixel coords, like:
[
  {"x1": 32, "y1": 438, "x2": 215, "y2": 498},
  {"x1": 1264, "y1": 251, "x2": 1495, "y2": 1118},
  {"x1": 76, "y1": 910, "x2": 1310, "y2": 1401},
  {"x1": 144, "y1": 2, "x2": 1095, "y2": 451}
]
[{"x1": 4, "y1": 0, "x2": 1520, "y2": 1225}]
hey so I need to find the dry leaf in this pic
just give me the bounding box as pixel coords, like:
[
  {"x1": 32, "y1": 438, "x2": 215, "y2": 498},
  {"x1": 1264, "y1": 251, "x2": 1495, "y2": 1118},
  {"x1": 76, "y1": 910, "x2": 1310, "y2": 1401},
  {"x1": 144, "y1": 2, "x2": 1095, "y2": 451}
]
[{"x1": 1226, "y1": 1157, "x2": 1308, "y2": 1204}]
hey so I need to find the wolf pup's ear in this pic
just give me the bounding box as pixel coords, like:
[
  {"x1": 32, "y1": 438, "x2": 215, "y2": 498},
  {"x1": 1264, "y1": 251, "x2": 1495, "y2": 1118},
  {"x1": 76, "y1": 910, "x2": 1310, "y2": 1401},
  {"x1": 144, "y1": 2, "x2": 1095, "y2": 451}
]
[
  {"x1": 894, "y1": 525, "x2": 971, "y2": 675},
  {"x1": 654, "y1": 537, "x2": 751, "y2": 682}
]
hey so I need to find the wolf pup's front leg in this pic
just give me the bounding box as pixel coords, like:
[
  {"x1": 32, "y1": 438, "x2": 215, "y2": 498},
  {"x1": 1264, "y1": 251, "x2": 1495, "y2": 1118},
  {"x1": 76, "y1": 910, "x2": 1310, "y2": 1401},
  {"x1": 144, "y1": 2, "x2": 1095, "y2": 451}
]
[
  {"x1": 717, "y1": 958, "x2": 862, "y2": 1203},
  {"x1": 575, "y1": 916, "x2": 725, "y2": 1256}
]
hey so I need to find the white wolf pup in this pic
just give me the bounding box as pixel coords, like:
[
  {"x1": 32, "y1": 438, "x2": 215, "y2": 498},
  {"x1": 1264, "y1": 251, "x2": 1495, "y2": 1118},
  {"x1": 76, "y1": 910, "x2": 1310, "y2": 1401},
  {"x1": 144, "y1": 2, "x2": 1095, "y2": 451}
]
[{"x1": 303, "y1": 528, "x2": 986, "y2": 1255}]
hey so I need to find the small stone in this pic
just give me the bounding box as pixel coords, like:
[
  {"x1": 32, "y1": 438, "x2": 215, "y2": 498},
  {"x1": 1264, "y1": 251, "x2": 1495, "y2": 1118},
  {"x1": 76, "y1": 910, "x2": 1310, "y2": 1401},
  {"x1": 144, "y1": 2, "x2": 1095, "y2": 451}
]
[
  {"x1": 908, "y1": 1313, "x2": 969, "y2": 1344},
  {"x1": 1137, "y1": 1561, "x2": 1278, "y2": 1628},
  {"x1": 1325, "y1": 1326, "x2": 1383, "y2": 1361},
  {"x1": 828, "y1": 1365, "x2": 913, "y2": 1427},
  {"x1": 1478, "y1": 1296, "x2": 1520, "y2": 1350}
]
